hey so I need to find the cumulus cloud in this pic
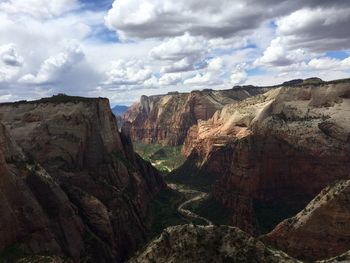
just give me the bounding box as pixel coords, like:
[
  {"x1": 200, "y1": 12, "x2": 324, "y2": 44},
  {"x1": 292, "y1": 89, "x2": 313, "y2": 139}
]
[
  {"x1": 255, "y1": 38, "x2": 308, "y2": 67},
  {"x1": 19, "y1": 41, "x2": 85, "y2": 85},
  {"x1": 0, "y1": 43, "x2": 23, "y2": 83},
  {"x1": 308, "y1": 56, "x2": 350, "y2": 70},
  {"x1": 276, "y1": 7, "x2": 350, "y2": 52},
  {"x1": 105, "y1": 0, "x2": 279, "y2": 40},
  {"x1": 159, "y1": 73, "x2": 182, "y2": 86},
  {"x1": 105, "y1": 0, "x2": 350, "y2": 41},
  {"x1": 103, "y1": 59, "x2": 153, "y2": 86},
  {"x1": 184, "y1": 57, "x2": 224, "y2": 86},
  {"x1": 150, "y1": 33, "x2": 208, "y2": 73},
  {"x1": 230, "y1": 65, "x2": 248, "y2": 85},
  {"x1": 0, "y1": 0, "x2": 78, "y2": 19},
  {"x1": 0, "y1": 43, "x2": 23, "y2": 67}
]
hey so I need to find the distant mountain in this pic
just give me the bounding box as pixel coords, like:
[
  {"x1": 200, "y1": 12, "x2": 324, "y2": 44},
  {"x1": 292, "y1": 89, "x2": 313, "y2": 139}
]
[{"x1": 112, "y1": 105, "x2": 128, "y2": 116}]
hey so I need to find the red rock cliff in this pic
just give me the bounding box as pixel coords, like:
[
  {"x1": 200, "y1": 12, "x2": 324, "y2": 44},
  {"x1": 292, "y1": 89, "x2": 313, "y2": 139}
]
[
  {"x1": 179, "y1": 79, "x2": 350, "y2": 238},
  {"x1": 123, "y1": 87, "x2": 271, "y2": 146}
]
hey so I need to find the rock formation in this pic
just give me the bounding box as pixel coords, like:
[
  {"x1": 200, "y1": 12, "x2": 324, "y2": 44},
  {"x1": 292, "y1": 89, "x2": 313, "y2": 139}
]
[
  {"x1": 176, "y1": 78, "x2": 350, "y2": 236},
  {"x1": 0, "y1": 95, "x2": 165, "y2": 262},
  {"x1": 123, "y1": 87, "x2": 271, "y2": 146},
  {"x1": 262, "y1": 179, "x2": 350, "y2": 261},
  {"x1": 129, "y1": 224, "x2": 299, "y2": 263}
]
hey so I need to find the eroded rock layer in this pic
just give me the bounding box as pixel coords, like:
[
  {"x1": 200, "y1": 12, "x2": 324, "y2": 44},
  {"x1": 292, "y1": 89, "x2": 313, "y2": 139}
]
[
  {"x1": 178, "y1": 79, "x2": 350, "y2": 238},
  {"x1": 123, "y1": 87, "x2": 271, "y2": 146},
  {"x1": 0, "y1": 95, "x2": 165, "y2": 262}
]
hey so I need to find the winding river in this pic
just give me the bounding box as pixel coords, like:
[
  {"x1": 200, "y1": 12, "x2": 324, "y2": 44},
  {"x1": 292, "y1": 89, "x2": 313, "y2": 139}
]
[{"x1": 168, "y1": 183, "x2": 213, "y2": 225}]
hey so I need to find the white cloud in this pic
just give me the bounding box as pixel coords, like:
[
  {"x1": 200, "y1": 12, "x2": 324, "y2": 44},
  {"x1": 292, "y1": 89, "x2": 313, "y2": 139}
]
[
  {"x1": 0, "y1": 43, "x2": 23, "y2": 82},
  {"x1": 159, "y1": 73, "x2": 182, "y2": 86},
  {"x1": 103, "y1": 59, "x2": 153, "y2": 85},
  {"x1": 19, "y1": 40, "x2": 85, "y2": 85},
  {"x1": 0, "y1": 0, "x2": 78, "y2": 19},
  {"x1": 150, "y1": 33, "x2": 208, "y2": 73},
  {"x1": 276, "y1": 7, "x2": 350, "y2": 52},
  {"x1": 0, "y1": 43, "x2": 23, "y2": 67},
  {"x1": 255, "y1": 37, "x2": 308, "y2": 67},
  {"x1": 184, "y1": 57, "x2": 224, "y2": 86},
  {"x1": 308, "y1": 56, "x2": 350, "y2": 70},
  {"x1": 230, "y1": 65, "x2": 248, "y2": 85},
  {"x1": 105, "y1": 0, "x2": 281, "y2": 40}
]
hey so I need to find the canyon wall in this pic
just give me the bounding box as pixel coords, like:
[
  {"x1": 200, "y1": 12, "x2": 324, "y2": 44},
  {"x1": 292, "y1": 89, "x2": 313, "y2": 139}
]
[
  {"x1": 0, "y1": 95, "x2": 165, "y2": 262},
  {"x1": 178, "y1": 79, "x2": 350, "y2": 239},
  {"x1": 123, "y1": 87, "x2": 271, "y2": 146}
]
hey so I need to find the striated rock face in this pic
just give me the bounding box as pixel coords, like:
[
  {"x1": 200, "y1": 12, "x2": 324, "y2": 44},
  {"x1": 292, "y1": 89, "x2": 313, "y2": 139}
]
[
  {"x1": 0, "y1": 95, "x2": 165, "y2": 262},
  {"x1": 262, "y1": 180, "x2": 350, "y2": 261},
  {"x1": 0, "y1": 122, "x2": 84, "y2": 259},
  {"x1": 178, "y1": 79, "x2": 350, "y2": 236},
  {"x1": 123, "y1": 87, "x2": 271, "y2": 146},
  {"x1": 129, "y1": 224, "x2": 299, "y2": 263}
]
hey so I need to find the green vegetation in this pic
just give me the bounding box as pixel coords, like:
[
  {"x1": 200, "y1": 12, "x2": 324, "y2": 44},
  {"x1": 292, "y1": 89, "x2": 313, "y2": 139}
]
[
  {"x1": 186, "y1": 194, "x2": 234, "y2": 225},
  {"x1": 166, "y1": 171, "x2": 215, "y2": 193},
  {"x1": 146, "y1": 186, "x2": 210, "y2": 241},
  {"x1": 146, "y1": 187, "x2": 188, "y2": 239},
  {"x1": 133, "y1": 143, "x2": 186, "y2": 173},
  {"x1": 166, "y1": 158, "x2": 215, "y2": 193}
]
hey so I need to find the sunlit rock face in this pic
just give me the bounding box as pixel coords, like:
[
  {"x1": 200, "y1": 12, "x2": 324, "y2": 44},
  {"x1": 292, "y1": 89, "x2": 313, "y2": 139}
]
[
  {"x1": 0, "y1": 95, "x2": 165, "y2": 262},
  {"x1": 123, "y1": 87, "x2": 271, "y2": 146},
  {"x1": 179, "y1": 79, "x2": 350, "y2": 236}
]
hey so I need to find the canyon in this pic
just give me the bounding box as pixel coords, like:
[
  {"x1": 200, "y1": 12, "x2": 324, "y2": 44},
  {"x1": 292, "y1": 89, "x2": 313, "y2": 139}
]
[
  {"x1": 174, "y1": 79, "x2": 350, "y2": 238},
  {"x1": 152, "y1": 78, "x2": 349, "y2": 261},
  {"x1": 0, "y1": 78, "x2": 349, "y2": 263}
]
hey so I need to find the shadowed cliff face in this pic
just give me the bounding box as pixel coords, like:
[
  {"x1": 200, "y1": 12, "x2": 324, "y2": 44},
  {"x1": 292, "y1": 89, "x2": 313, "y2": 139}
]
[
  {"x1": 262, "y1": 179, "x2": 350, "y2": 261},
  {"x1": 176, "y1": 79, "x2": 350, "y2": 240},
  {"x1": 0, "y1": 123, "x2": 83, "y2": 260},
  {"x1": 0, "y1": 96, "x2": 165, "y2": 262},
  {"x1": 123, "y1": 87, "x2": 271, "y2": 146}
]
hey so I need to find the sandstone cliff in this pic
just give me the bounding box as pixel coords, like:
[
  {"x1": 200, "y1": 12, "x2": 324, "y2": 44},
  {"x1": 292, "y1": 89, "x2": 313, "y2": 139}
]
[
  {"x1": 0, "y1": 95, "x2": 165, "y2": 262},
  {"x1": 262, "y1": 179, "x2": 350, "y2": 261},
  {"x1": 129, "y1": 224, "x2": 299, "y2": 263},
  {"x1": 176, "y1": 79, "x2": 350, "y2": 237},
  {"x1": 123, "y1": 87, "x2": 271, "y2": 146}
]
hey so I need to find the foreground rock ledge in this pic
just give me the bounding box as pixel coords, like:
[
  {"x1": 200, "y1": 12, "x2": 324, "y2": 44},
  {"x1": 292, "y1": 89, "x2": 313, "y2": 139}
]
[{"x1": 129, "y1": 224, "x2": 300, "y2": 263}]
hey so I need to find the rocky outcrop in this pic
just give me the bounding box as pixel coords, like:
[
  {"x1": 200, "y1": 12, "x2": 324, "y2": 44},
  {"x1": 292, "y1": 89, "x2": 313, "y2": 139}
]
[
  {"x1": 262, "y1": 180, "x2": 350, "y2": 261},
  {"x1": 129, "y1": 224, "x2": 299, "y2": 263},
  {"x1": 177, "y1": 78, "x2": 350, "y2": 236},
  {"x1": 0, "y1": 95, "x2": 165, "y2": 262},
  {"x1": 123, "y1": 87, "x2": 271, "y2": 146}
]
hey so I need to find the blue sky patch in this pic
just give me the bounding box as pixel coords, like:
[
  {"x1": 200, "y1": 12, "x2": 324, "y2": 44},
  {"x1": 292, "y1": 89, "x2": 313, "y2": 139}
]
[
  {"x1": 79, "y1": 0, "x2": 113, "y2": 11},
  {"x1": 325, "y1": 51, "x2": 349, "y2": 60}
]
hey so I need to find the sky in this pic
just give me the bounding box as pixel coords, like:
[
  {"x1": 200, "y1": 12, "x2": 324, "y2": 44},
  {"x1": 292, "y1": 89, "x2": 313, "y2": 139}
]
[{"x1": 0, "y1": 0, "x2": 349, "y2": 106}]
